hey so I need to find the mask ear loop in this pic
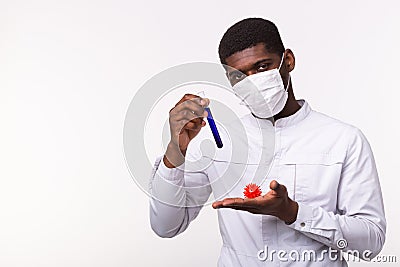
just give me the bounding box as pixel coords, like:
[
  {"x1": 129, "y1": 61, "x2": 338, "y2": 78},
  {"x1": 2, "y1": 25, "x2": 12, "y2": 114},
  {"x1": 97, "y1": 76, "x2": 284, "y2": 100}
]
[
  {"x1": 279, "y1": 52, "x2": 291, "y2": 92},
  {"x1": 285, "y1": 74, "x2": 291, "y2": 92},
  {"x1": 278, "y1": 52, "x2": 285, "y2": 70}
]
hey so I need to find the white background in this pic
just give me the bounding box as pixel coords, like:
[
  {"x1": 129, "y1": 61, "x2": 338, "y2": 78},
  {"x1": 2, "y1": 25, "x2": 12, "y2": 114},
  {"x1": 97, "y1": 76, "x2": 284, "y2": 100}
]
[{"x1": 1, "y1": 0, "x2": 399, "y2": 266}]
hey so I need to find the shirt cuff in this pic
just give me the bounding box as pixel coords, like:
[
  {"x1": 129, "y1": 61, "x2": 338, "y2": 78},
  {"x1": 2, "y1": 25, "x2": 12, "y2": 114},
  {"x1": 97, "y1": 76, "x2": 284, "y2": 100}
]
[
  {"x1": 156, "y1": 157, "x2": 185, "y2": 182},
  {"x1": 286, "y1": 202, "x2": 313, "y2": 232}
]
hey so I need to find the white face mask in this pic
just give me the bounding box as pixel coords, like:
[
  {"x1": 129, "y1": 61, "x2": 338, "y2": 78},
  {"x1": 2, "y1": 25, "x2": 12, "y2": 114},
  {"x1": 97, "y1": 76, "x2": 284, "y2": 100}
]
[{"x1": 232, "y1": 53, "x2": 290, "y2": 119}]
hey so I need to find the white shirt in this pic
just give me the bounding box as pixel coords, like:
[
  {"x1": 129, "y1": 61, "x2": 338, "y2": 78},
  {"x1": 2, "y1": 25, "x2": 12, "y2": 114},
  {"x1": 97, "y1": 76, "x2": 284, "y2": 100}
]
[{"x1": 149, "y1": 100, "x2": 386, "y2": 266}]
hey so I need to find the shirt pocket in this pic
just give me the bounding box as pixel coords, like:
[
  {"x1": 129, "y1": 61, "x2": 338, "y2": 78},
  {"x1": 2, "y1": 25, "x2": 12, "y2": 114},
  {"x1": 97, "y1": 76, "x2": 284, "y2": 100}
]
[{"x1": 280, "y1": 153, "x2": 343, "y2": 211}]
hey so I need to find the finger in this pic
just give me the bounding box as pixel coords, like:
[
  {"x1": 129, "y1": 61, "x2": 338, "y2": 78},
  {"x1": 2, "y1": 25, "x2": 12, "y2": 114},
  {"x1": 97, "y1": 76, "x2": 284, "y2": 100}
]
[
  {"x1": 171, "y1": 95, "x2": 209, "y2": 120},
  {"x1": 177, "y1": 93, "x2": 198, "y2": 104},
  {"x1": 175, "y1": 100, "x2": 206, "y2": 117},
  {"x1": 212, "y1": 199, "x2": 248, "y2": 209},
  {"x1": 177, "y1": 101, "x2": 204, "y2": 116},
  {"x1": 172, "y1": 109, "x2": 205, "y2": 122},
  {"x1": 212, "y1": 198, "x2": 261, "y2": 214},
  {"x1": 183, "y1": 121, "x2": 203, "y2": 131},
  {"x1": 179, "y1": 95, "x2": 209, "y2": 110},
  {"x1": 212, "y1": 200, "x2": 224, "y2": 209},
  {"x1": 222, "y1": 197, "x2": 259, "y2": 208},
  {"x1": 270, "y1": 180, "x2": 280, "y2": 190},
  {"x1": 179, "y1": 94, "x2": 209, "y2": 107},
  {"x1": 269, "y1": 180, "x2": 287, "y2": 196},
  {"x1": 213, "y1": 199, "x2": 242, "y2": 209},
  {"x1": 213, "y1": 201, "x2": 261, "y2": 213},
  {"x1": 170, "y1": 117, "x2": 204, "y2": 136},
  {"x1": 190, "y1": 96, "x2": 210, "y2": 107},
  {"x1": 222, "y1": 197, "x2": 245, "y2": 206},
  {"x1": 200, "y1": 97, "x2": 210, "y2": 107},
  {"x1": 170, "y1": 114, "x2": 197, "y2": 133},
  {"x1": 173, "y1": 121, "x2": 200, "y2": 136},
  {"x1": 176, "y1": 94, "x2": 208, "y2": 108}
]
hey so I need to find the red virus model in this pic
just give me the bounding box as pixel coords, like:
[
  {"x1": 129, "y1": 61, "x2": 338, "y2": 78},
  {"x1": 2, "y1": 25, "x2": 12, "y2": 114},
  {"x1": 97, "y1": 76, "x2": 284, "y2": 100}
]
[{"x1": 243, "y1": 183, "x2": 262, "y2": 198}]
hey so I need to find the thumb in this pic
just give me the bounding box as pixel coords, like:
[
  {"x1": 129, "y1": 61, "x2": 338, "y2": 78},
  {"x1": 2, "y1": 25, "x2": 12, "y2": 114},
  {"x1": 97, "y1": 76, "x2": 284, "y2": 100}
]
[{"x1": 270, "y1": 180, "x2": 287, "y2": 196}]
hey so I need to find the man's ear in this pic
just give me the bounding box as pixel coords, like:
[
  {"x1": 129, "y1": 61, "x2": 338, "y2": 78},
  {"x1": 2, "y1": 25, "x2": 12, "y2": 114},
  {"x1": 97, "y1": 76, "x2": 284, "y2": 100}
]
[{"x1": 285, "y1": 49, "x2": 295, "y2": 73}]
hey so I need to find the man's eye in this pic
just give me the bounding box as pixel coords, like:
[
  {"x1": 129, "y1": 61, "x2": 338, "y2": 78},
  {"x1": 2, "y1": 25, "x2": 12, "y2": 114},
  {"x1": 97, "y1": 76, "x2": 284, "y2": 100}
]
[
  {"x1": 257, "y1": 64, "x2": 269, "y2": 71},
  {"x1": 231, "y1": 72, "x2": 245, "y2": 81},
  {"x1": 234, "y1": 73, "x2": 245, "y2": 80}
]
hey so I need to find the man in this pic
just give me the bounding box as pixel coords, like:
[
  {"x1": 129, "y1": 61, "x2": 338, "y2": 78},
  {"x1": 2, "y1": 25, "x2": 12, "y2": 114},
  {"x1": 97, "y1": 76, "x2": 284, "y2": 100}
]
[{"x1": 149, "y1": 18, "x2": 386, "y2": 266}]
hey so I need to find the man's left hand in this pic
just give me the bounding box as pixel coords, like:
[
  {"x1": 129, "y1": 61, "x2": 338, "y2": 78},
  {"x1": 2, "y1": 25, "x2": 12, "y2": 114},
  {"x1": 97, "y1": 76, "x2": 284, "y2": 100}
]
[{"x1": 212, "y1": 180, "x2": 299, "y2": 224}]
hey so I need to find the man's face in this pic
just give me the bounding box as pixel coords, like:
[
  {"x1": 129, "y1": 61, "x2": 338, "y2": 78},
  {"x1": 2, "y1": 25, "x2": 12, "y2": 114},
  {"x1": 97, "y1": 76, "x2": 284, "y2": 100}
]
[{"x1": 224, "y1": 43, "x2": 288, "y2": 86}]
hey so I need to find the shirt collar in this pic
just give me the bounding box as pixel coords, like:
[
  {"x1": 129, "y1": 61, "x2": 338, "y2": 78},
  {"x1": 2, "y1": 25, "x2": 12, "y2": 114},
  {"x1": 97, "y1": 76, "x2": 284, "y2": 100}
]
[
  {"x1": 274, "y1": 99, "x2": 311, "y2": 128},
  {"x1": 240, "y1": 100, "x2": 311, "y2": 129}
]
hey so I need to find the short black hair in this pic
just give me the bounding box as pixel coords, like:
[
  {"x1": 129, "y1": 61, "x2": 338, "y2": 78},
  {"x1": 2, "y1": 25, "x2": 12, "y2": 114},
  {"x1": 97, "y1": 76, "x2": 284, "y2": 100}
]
[{"x1": 218, "y1": 18, "x2": 285, "y2": 65}]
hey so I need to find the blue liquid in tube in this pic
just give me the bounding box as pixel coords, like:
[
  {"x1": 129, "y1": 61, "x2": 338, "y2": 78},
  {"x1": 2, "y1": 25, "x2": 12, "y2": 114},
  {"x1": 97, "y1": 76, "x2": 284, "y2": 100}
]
[{"x1": 204, "y1": 107, "x2": 223, "y2": 148}]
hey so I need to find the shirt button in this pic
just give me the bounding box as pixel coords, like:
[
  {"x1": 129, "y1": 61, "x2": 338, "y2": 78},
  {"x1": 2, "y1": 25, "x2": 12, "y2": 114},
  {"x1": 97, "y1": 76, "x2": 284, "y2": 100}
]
[{"x1": 300, "y1": 222, "x2": 306, "y2": 227}]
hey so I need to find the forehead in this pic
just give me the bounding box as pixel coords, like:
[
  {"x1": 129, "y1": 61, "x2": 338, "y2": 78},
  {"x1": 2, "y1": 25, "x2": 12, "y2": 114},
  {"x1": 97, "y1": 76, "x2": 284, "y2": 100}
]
[{"x1": 225, "y1": 43, "x2": 277, "y2": 72}]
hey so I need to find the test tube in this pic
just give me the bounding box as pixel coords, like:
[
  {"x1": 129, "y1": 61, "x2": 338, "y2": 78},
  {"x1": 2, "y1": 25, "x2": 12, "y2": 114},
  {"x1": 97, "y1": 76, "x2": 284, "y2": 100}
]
[{"x1": 198, "y1": 91, "x2": 223, "y2": 148}]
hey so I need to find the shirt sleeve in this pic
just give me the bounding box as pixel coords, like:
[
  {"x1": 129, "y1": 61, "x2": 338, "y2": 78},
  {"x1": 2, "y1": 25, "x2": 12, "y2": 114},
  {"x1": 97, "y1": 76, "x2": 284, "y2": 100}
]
[
  {"x1": 287, "y1": 128, "x2": 386, "y2": 259},
  {"x1": 149, "y1": 152, "x2": 212, "y2": 238}
]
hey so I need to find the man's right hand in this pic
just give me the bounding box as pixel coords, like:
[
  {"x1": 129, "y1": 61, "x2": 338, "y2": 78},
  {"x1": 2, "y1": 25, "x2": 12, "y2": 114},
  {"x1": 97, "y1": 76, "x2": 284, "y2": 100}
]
[{"x1": 163, "y1": 94, "x2": 210, "y2": 168}]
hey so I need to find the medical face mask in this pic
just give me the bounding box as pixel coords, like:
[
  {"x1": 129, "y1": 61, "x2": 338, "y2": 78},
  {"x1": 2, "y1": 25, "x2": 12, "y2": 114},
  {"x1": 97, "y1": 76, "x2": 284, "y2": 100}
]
[{"x1": 232, "y1": 54, "x2": 291, "y2": 119}]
